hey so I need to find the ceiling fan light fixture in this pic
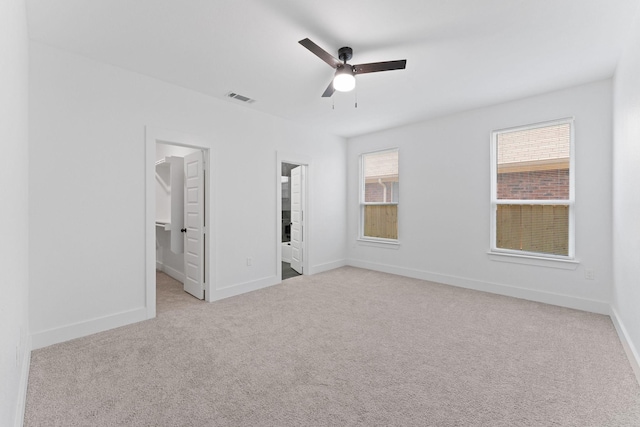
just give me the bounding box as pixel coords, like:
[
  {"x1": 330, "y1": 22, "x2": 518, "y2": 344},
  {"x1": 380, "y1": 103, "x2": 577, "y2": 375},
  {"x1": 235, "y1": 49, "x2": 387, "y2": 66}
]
[
  {"x1": 299, "y1": 38, "x2": 406, "y2": 98},
  {"x1": 333, "y1": 66, "x2": 356, "y2": 92}
]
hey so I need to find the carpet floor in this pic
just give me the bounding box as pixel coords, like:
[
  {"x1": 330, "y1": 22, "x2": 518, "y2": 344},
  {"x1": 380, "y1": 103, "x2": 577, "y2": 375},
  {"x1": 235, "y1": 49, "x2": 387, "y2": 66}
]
[{"x1": 24, "y1": 267, "x2": 640, "y2": 426}]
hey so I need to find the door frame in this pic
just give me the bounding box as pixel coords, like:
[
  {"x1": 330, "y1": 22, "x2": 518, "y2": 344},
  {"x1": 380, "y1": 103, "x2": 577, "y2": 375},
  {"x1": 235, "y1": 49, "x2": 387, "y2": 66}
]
[
  {"x1": 145, "y1": 126, "x2": 213, "y2": 319},
  {"x1": 277, "y1": 152, "x2": 310, "y2": 280}
]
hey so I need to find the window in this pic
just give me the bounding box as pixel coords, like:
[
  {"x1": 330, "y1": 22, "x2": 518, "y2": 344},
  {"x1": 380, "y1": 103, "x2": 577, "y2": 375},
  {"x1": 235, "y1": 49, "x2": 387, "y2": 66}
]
[
  {"x1": 360, "y1": 149, "x2": 399, "y2": 241},
  {"x1": 490, "y1": 119, "x2": 574, "y2": 259}
]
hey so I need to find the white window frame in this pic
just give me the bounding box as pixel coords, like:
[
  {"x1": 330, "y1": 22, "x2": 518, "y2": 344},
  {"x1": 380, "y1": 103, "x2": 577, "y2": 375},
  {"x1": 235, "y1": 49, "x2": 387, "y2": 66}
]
[
  {"x1": 359, "y1": 148, "x2": 399, "y2": 244},
  {"x1": 489, "y1": 118, "x2": 575, "y2": 261}
]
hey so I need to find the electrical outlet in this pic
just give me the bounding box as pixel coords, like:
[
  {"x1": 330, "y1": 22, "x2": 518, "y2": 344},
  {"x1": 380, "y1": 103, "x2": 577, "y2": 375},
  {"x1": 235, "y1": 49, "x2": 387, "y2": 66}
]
[
  {"x1": 247, "y1": 257, "x2": 252, "y2": 266},
  {"x1": 585, "y1": 269, "x2": 595, "y2": 280}
]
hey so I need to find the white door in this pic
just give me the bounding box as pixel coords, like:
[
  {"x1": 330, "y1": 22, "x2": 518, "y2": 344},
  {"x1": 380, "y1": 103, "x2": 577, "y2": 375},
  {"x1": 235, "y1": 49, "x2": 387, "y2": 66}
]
[
  {"x1": 290, "y1": 165, "x2": 304, "y2": 274},
  {"x1": 183, "y1": 150, "x2": 205, "y2": 299}
]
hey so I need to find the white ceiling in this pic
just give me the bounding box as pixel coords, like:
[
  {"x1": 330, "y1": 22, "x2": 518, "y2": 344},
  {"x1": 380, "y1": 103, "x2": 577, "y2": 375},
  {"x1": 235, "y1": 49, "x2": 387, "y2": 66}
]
[{"x1": 26, "y1": 0, "x2": 640, "y2": 138}]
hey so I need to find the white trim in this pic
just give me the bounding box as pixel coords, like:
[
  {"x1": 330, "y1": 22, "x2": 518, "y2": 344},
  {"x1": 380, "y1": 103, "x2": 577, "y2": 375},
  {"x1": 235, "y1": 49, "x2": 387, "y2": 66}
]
[
  {"x1": 346, "y1": 259, "x2": 610, "y2": 314},
  {"x1": 145, "y1": 126, "x2": 214, "y2": 310},
  {"x1": 492, "y1": 116, "x2": 575, "y2": 134},
  {"x1": 308, "y1": 259, "x2": 347, "y2": 275},
  {"x1": 156, "y1": 262, "x2": 186, "y2": 284},
  {"x1": 494, "y1": 200, "x2": 571, "y2": 206},
  {"x1": 362, "y1": 202, "x2": 399, "y2": 206},
  {"x1": 488, "y1": 251, "x2": 579, "y2": 270},
  {"x1": 568, "y1": 117, "x2": 576, "y2": 257},
  {"x1": 609, "y1": 306, "x2": 640, "y2": 386},
  {"x1": 490, "y1": 117, "x2": 575, "y2": 261},
  {"x1": 31, "y1": 307, "x2": 148, "y2": 350},
  {"x1": 356, "y1": 238, "x2": 401, "y2": 248},
  {"x1": 276, "y1": 152, "x2": 311, "y2": 281},
  {"x1": 210, "y1": 275, "x2": 279, "y2": 301},
  {"x1": 14, "y1": 335, "x2": 31, "y2": 427},
  {"x1": 145, "y1": 131, "x2": 156, "y2": 318}
]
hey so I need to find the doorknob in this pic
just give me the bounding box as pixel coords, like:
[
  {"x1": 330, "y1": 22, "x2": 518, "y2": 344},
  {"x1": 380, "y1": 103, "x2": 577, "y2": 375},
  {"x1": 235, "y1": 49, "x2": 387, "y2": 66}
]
[{"x1": 181, "y1": 228, "x2": 187, "y2": 233}]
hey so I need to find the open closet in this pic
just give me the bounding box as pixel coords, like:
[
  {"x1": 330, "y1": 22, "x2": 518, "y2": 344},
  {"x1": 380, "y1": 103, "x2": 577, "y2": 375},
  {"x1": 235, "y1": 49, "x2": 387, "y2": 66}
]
[{"x1": 155, "y1": 142, "x2": 206, "y2": 299}]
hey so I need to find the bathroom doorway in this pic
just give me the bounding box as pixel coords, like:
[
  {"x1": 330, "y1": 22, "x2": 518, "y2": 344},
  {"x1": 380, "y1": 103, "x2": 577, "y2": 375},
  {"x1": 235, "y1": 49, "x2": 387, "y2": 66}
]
[
  {"x1": 281, "y1": 162, "x2": 302, "y2": 280},
  {"x1": 277, "y1": 153, "x2": 309, "y2": 282}
]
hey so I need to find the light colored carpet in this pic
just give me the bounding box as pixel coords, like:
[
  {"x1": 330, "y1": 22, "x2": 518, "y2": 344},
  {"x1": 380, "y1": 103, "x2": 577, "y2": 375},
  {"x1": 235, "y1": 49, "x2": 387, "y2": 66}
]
[{"x1": 25, "y1": 267, "x2": 640, "y2": 426}]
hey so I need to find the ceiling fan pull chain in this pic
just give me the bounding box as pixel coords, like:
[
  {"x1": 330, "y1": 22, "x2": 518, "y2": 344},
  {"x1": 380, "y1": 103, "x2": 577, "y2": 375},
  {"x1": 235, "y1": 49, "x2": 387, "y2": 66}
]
[{"x1": 355, "y1": 85, "x2": 358, "y2": 108}]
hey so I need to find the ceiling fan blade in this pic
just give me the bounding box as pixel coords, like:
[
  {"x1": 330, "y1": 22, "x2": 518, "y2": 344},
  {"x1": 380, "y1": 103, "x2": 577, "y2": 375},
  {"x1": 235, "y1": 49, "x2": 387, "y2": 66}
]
[
  {"x1": 354, "y1": 59, "x2": 407, "y2": 74},
  {"x1": 299, "y1": 38, "x2": 342, "y2": 69},
  {"x1": 321, "y1": 80, "x2": 335, "y2": 97}
]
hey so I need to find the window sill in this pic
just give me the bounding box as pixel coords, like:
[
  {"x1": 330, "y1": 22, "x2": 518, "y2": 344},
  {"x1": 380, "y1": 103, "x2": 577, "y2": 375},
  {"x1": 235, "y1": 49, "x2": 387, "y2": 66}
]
[
  {"x1": 357, "y1": 238, "x2": 401, "y2": 249},
  {"x1": 487, "y1": 251, "x2": 579, "y2": 270}
]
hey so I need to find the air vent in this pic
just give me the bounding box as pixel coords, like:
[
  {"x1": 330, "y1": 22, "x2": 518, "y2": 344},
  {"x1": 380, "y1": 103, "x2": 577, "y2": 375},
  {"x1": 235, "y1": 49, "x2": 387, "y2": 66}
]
[{"x1": 226, "y1": 92, "x2": 256, "y2": 104}]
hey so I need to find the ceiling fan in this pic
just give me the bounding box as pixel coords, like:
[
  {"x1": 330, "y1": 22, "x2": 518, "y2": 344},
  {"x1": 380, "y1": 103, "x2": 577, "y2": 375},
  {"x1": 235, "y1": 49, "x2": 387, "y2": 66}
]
[{"x1": 299, "y1": 38, "x2": 407, "y2": 97}]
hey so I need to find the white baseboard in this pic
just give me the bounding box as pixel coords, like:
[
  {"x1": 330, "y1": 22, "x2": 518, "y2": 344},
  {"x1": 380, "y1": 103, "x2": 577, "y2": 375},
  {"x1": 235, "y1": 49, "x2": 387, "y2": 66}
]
[
  {"x1": 210, "y1": 275, "x2": 280, "y2": 302},
  {"x1": 31, "y1": 307, "x2": 148, "y2": 350},
  {"x1": 282, "y1": 256, "x2": 291, "y2": 263},
  {"x1": 309, "y1": 259, "x2": 347, "y2": 275},
  {"x1": 157, "y1": 263, "x2": 185, "y2": 283},
  {"x1": 14, "y1": 334, "x2": 31, "y2": 427},
  {"x1": 609, "y1": 306, "x2": 640, "y2": 386},
  {"x1": 209, "y1": 260, "x2": 347, "y2": 302},
  {"x1": 346, "y1": 259, "x2": 611, "y2": 315}
]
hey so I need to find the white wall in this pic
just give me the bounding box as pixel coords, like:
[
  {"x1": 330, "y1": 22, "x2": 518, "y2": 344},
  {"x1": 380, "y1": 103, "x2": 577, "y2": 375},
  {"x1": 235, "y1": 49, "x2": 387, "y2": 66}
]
[
  {"x1": 348, "y1": 80, "x2": 613, "y2": 313},
  {"x1": 29, "y1": 43, "x2": 347, "y2": 348},
  {"x1": 612, "y1": 5, "x2": 640, "y2": 378},
  {"x1": 0, "y1": 0, "x2": 30, "y2": 425}
]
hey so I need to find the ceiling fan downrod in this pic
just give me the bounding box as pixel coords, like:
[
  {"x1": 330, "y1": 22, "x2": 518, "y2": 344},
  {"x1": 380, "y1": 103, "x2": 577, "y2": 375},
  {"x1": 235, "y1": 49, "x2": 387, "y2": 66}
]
[{"x1": 338, "y1": 46, "x2": 353, "y2": 63}]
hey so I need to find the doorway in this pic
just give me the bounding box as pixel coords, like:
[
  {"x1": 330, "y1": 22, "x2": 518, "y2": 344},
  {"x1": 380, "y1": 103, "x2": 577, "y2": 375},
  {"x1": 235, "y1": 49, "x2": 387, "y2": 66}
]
[
  {"x1": 145, "y1": 127, "x2": 212, "y2": 320},
  {"x1": 281, "y1": 162, "x2": 302, "y2": 280},
  {"x1": 277, "y1": 153, "x2": 309, "y2": 281},
  {"x1": 155, "y1": 143, "x2": 206, "y2": 299}
]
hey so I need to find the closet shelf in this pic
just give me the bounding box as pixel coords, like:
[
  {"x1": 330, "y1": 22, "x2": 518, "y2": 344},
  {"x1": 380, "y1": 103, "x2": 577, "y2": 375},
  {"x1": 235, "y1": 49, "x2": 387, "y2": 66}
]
[
  {"x1": 155, "y1": 221, "x2": 171, "y2": 231},
  {"x1": 155, "y1": 158, "x2": 170, "y2": 168}
]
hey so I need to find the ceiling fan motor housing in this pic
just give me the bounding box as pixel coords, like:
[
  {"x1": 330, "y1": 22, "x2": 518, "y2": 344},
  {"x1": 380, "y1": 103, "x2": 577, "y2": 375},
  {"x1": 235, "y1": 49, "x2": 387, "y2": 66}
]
[{"x1": 338, "y1": 46, "x2": 353, "y2": 63}]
